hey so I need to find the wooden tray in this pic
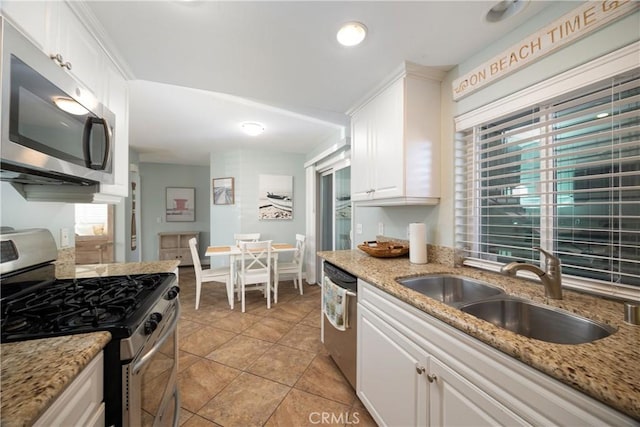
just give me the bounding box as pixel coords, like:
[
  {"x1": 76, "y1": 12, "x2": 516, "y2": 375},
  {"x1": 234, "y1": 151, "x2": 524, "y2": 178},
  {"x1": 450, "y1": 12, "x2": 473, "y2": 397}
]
[{"x1": 357, "y1": 241, "x2": 409, "y2": 258}]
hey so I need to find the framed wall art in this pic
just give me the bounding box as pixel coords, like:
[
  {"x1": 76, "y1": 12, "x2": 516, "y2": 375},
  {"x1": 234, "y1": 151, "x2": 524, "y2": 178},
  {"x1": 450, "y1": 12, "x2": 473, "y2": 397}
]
[
  {"x1": 166, "y1": 187, "x2": 195, "y2": 222},
  {"x1": 259, "y1": 174, "x2": 293, "y2": 220},
  {"x1": 212, "y1": 177, "x2": 234, "y2": 205}
]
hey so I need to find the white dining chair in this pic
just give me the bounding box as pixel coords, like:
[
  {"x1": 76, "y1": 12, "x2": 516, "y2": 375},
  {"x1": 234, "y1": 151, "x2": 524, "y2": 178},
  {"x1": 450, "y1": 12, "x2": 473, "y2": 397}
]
[
  {"x1": 188, "y1": 238, "x2": 233, "y2": 310},
  {"x1": 273, "y1": 234, "x2": 306, "y2": 296},
  {"x1": 233, "y1": 233, "x2": 261, "y2": 246},
  {"x1": 237, "y1": 240, "x2": 273, "y2": 313}
]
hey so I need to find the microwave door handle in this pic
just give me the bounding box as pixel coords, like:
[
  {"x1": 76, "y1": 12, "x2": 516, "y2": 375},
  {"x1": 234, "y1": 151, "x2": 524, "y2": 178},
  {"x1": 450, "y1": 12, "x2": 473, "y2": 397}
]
[
  {"x1": 100, "y1": 117, "x2": 112, "y2": 170},
  {"x1": 83, "y1": 117, "x2": 111, "y2": 170}
]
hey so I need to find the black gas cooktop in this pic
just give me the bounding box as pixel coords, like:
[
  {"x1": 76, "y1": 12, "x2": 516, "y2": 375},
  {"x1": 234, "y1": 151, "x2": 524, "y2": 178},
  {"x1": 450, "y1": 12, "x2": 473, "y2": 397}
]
[{"x1": 0, "y1": 272, "x2": 177, "y2": 343}]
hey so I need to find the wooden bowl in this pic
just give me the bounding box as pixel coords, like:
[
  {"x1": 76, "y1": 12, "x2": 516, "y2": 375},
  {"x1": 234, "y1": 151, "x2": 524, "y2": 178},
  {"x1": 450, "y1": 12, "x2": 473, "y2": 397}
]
[{"x1": 357, "y1": 241, "x2": 409, "y2": 258}]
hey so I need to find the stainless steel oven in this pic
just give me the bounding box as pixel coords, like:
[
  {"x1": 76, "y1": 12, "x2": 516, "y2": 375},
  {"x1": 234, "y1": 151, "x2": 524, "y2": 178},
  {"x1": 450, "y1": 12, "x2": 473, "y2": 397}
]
[
  {"x1": 124, "y1": 293, "x2": 180, "y2": 427},
  {"x1": 322, "y1": 261, "x2": 357, "y2": 389},
  {"x1": 0, "y1": 18, "x2": 114, "y2": 187},
  {"x1": 0, "y1": 228, "x2": 181, "y2": 427}
]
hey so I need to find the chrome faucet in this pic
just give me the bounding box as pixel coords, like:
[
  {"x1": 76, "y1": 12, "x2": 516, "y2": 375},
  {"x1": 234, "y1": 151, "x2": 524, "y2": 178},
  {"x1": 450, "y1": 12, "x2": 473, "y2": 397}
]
[{"x1": 501, "y1": 247, "x2": 563, "y2": 299}]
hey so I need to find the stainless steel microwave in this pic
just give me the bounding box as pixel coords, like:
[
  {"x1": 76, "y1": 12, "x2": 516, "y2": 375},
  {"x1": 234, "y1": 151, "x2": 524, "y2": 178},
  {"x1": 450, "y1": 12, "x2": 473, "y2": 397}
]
[{"x1": 0, "y1": 18, "x2": 115, "y2": 190}]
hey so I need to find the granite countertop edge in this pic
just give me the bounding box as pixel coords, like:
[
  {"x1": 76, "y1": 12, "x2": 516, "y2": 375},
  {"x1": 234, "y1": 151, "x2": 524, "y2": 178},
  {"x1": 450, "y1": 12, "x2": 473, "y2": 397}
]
[
  {"x1": 0, "y1": 332, "x2": 112, "y2": 427},
  {"x1": 318, "y1": 250, "x2": 640, "y2": 420}
]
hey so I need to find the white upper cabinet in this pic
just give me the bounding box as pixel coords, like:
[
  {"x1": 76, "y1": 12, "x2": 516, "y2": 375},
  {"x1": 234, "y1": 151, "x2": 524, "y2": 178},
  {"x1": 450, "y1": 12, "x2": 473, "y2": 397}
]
[
  {"x1": 97, "y1": 60, "x2": 129, "y2": 199},
  {"x1": 1, "y1": 1, "x2": 49, "y2": 50},
  {"x1": 350, "y1": 62, "x2": 444, "y2": 206},
  {"x1": 1, "y1": 0, "x2": 130, "y2": 199},
  {"x1": 52, "y1": 2, "x2": 104, "y2": 100}
]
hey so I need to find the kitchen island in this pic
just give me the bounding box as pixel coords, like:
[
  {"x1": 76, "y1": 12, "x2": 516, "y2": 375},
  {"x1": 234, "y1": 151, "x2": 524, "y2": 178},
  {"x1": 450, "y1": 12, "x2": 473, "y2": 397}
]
[
  {"x1": 0, "y1": 260, "x2": 181, "y2": 426},
  {"x1": 318, "y1": 249, "x2": 640, "y2": 421}
]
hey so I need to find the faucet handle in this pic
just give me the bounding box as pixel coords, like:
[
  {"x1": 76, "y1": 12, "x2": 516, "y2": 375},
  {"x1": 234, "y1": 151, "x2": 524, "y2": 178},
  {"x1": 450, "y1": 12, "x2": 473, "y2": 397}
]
[{"x1": 533, "y1": 247, "x2": 560, "y2": 264}]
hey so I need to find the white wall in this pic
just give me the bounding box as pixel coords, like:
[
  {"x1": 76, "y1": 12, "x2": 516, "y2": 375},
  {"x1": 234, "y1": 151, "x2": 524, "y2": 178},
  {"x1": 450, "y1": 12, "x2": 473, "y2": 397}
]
[
  {"x1": 354, "y1": 4, "x2": 640, "y2": 249},
  {"x1": 138, "y1": 162, "x2": 211, "y2": 262},
  {"x1": 210, "y1": 148, "x2": 306, "y2": 267},
  {"x1": 0, "y1": 182, "x2": 75, "y2": 248}
]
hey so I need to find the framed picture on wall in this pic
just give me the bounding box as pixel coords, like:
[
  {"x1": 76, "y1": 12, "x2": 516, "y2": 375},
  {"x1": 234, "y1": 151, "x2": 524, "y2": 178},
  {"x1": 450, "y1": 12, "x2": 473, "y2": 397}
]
[
  {"x1": 259, "y1": 174, "x2": 293, "y2": 220},
  {"x1": 212, "y1": 177, "x2": 234, "y2": 205},
  {"x1": 166, "y1": 187, "x2": 195, "y2": 222}
]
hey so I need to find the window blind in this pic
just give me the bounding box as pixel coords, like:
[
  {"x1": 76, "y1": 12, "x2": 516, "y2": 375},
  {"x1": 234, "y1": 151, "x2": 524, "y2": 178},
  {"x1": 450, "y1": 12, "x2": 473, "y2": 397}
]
[{"x1": 456, "y1": 69, "x2": 640, "y2": 292}]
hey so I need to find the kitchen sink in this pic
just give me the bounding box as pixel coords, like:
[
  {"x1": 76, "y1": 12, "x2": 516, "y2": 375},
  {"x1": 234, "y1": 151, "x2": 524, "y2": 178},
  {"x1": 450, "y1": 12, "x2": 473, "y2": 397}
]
[
  {"x1": 460, "y1": 297, "x2": 615, "y2": 344},
  {"x1": 396, "y1": 274, "x2": 505, "y2": 306}
]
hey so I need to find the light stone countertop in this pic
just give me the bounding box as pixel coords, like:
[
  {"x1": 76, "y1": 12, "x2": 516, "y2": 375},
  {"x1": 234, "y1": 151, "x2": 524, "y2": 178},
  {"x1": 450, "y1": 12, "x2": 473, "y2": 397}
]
[
  {"x1": 55, "y1": 259, "x2": 180, "y2": 279},
  {"x1": 318, "y1": 249, "x2": 640, "y2": 421},
  {"x1": 0, "y1": 332, "x2": 112, "y2": 427},
  {"x1": 1, "y1": 260, "x2": 181, "y2": 426}
]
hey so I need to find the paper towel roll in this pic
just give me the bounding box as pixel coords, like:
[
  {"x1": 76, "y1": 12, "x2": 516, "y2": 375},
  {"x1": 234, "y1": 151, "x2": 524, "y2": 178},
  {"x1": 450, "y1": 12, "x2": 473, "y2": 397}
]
[{"x1": 409, "y1": 223, "x2": 427, "y2": 264}]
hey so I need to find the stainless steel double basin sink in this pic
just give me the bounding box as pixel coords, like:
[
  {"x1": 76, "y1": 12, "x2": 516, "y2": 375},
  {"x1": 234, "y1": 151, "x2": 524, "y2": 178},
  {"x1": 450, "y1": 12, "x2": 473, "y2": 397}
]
[{"x1": 396, "y1": 274, "x2": 615, "y2": 344}]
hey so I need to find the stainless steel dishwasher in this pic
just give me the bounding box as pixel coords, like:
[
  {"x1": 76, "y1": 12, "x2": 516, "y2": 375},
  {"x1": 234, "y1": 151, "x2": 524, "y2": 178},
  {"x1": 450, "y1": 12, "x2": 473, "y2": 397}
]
[{"x1": 322, "y1": 261, "x2": 357, "y2": 389}]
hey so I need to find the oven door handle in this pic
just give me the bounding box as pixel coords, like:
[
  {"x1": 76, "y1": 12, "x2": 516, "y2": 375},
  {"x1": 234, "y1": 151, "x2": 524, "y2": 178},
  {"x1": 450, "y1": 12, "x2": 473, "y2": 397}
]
[{"x1": 133, "y1": 301, "x2": 180, "y2": 374}]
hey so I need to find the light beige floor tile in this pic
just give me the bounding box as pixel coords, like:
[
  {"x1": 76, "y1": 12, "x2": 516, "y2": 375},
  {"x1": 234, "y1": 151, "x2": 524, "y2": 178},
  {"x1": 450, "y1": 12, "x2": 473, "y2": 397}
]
[
  {"x1": 180, "y1": 326, "x2": 236, "y2": 356},
  {"x1": 211, "y1": 311, "x2": 262, "y2": 333},
  {"x1": 205, "y1": 335, "x2": 273, "y2": 370},
  {"x1": 264, "y1": 388, "x2": 352, "y2": 427},
  {"x1": 197, "y1": 372, "x2": 290, "y2": 427},
  {"x1": 178, "y1": 350, "x2": 200, "y2": 373},
  {"x1": 182, "y1": 414, "x2": 222, "y2": 427},
  {"x1": 278, "y1": 323, "x2": 325, "y2": 353},
  {"x1": 246, "y1": 344, "x2": 315, "y2": 386},
  {"x1": 299, "y1": 308, "x2": 322, "y2": 329},
  {"x1": 242, "y1": 316, "x2": 295, "y2": 343},
  {"x1": 268, "y1": 302, "x2": 312, "y2": 323},
  {"x1": 294, "y1": 354, "x2": 356, "y2": 406},
  {"x1": 178, "y1": 408, "x2": 194, "y2": 426},
  {"x1": 178, "y1": 358, "x2": 240, "y2": 413}
]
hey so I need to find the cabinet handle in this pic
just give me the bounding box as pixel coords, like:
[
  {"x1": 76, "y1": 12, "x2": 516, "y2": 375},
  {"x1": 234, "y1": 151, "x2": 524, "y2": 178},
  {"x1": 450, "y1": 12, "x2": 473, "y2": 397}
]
[
  {"x1": 427, "y1": 374, "x2": 438, "y2": 383},
  {"x1": 63, "y1": 62, "x2": 72, "y2": 70},
  {"x1": 415, "y1": 364, "x2": 425, "y2": 375},
  {"x1": 50, "y1": 53, "x2": 64, "y2": 65}
]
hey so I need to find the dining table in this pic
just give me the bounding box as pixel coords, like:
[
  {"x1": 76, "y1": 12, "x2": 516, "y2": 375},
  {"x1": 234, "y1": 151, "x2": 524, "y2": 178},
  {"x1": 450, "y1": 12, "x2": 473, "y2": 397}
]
[{"x1": 205, "y1": 243, "x2": 296, "y2": 295}]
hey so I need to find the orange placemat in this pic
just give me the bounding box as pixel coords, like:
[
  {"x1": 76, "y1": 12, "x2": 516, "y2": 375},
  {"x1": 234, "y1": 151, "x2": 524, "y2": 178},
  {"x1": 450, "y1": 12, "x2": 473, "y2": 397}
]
[{"x1": 207, "y1": 246, "x2": 231, "y2": 252}]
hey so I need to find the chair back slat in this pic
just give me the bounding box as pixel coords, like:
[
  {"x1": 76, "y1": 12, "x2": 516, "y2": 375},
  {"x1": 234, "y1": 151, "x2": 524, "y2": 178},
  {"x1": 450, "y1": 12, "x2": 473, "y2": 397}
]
[
  {"x1": 234, "y1": 233, "x2": 261, "y2": 247},
  {"x1": 240, "y1": 240, "x2": 272, "y2": 273}
]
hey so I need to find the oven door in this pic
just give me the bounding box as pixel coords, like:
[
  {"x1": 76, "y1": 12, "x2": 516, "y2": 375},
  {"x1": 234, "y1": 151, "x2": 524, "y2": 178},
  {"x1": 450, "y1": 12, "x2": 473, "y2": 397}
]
[{"x1": 124, "y1": 301, "x2": 180, "y2": 427}]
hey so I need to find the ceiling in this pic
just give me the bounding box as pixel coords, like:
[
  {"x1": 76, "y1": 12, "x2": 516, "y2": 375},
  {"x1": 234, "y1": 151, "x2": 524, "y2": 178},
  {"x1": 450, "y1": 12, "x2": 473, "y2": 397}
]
[{"x1": 83, "y1": 1, "x2": 554, "y2": 166}]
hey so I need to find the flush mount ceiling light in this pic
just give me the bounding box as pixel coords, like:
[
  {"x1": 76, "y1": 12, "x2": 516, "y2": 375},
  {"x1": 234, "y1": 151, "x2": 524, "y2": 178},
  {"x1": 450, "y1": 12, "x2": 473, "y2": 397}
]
[
  {"x1": 337, "y1": 21, "x2": 367, "y2": 47},
  {"x1": 596, "y1": 112, "x2": 610, "y2": 118},
  {"x1": 240, "y1": 121, "x2": 265, "y2": 136},
  {"x1": 53, "y1": 97, "x2": 89, "y2": 115},
  {"x1": 485, "y1": 0, "x2": 529, "y2": 23}
]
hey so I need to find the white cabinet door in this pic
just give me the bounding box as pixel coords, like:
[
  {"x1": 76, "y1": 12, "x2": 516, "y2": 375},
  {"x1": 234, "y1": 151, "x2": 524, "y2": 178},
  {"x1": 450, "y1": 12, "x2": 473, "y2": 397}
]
[
  {"x1": 351, "y1": 103, "x2": 374, "y2": 201},
  {"x1": 1, "y1": 0, "x2": 50, "y2": 50},
  {"x1": 429, "y1": 357, "x2": 527, "y2": 427},
  {"x1": 358, "y1": 304, "x2": 428, "y2": 427},
  {"x1": 371, "y1": 78, "x2": 404, "y2": 200},
  {"x1": 51, "y1": 2, "x2": 104, "y2": 99}
]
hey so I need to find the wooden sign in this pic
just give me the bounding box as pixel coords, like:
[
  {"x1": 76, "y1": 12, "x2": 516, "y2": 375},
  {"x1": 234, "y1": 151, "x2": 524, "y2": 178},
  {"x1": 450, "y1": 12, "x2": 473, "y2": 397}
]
[{"x1": 452, "y1": 1, "x2": 639, "y2": 100}]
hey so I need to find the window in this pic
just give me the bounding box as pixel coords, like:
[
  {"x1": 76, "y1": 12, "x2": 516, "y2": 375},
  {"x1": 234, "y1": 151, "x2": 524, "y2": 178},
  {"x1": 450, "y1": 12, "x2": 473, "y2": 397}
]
[{"x1": 456, "y1": 69, "x2": 640, "y2": 298}]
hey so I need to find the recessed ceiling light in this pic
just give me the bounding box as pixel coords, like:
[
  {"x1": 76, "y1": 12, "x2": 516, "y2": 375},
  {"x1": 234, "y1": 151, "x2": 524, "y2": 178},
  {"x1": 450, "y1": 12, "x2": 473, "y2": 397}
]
[
  {"x1": 53, "y1": 97, "x2": 89, "y2": 115},
  {"x1": 485, "y1": 0, "x2": 528, "y2": 23},
  {"x1": 337, "y1": 21, "x2": 367, "y2": 47},
  {"x1": 240, "y1": 122, "x2": 265, "y2": 136}
]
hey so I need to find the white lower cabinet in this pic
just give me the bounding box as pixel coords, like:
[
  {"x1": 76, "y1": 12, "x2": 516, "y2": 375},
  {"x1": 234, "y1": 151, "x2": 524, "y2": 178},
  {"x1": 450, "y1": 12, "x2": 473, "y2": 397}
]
[
  {"x1": 357, "y1": 279, "x2": 636, "y2": 427},
  {"x1": 34, "y1": 351, "x2": 104, "y2": 427},
  {"x1": 359, "y1": 303, "x2": 523, "y2": 427}
]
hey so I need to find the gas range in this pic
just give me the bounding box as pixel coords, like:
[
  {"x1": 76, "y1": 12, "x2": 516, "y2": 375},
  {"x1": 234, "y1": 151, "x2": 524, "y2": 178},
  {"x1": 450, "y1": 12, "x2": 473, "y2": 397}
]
[
  {"x1": 0, "y1": 228, "x2": 181, "y2": 426},
  {"x1": 2, "y1": 272, "x2": 177, "y2": 343}
]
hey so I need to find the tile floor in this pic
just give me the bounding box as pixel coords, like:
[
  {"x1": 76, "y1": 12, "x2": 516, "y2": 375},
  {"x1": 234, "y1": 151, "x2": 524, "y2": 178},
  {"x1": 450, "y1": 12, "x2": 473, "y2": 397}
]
[{"x1": 175, "y1": 267, "x2": 376, "y2": 427}]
